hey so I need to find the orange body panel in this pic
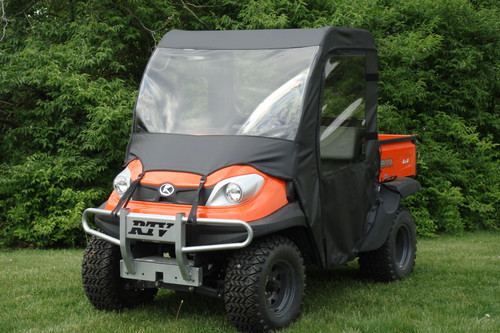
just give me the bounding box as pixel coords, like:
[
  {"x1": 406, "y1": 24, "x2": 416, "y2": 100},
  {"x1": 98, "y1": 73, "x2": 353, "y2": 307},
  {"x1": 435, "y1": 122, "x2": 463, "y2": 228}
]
[
  {"x1": 105, "y1": 162, "x2": 288, "y2": 221},
  {"x1": 379, "y1": 134, "x2": 417, "y2": 182}
]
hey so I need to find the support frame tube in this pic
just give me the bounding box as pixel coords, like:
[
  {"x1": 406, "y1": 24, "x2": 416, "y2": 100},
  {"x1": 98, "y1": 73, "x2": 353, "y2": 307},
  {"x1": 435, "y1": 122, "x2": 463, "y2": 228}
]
[{"x1": 82, "y1": 208, "x2": 254, "y2": 284}]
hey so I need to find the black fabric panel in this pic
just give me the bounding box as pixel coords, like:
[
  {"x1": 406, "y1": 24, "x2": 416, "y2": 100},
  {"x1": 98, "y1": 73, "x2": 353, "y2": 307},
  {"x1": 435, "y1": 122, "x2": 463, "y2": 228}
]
[
  {"x1": 365, "y1": 73, "x2": 378, "y2": 81},
  {"x1": 292, "y1": 51, "x2": 325, "y2": 265},
  {"x1": 158, "y1": 27, "x2": 376, "y2": 50},
  {"x1": 365, "y1": 132, "x2": 379, "y2": 141},
  {"x1": 125, "y1": 133, "x2": 295, "y2": 180},
  {"x1": 320, "y1": 162, "x2": 370, "y2": 265},
  {"x1": 323, "y1": 28, "x2": 376, "y2": 52}
]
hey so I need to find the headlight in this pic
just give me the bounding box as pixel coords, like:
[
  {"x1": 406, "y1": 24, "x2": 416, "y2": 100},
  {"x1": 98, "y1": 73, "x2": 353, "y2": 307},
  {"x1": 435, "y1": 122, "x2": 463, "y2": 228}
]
[
  {"x1": 206, "y1": 174, "x2": 264, "y2": 206},
  {"x1": 113, "y1": 168, "x2": 131, "y2": 197},
  {"x1": 225, "y1": 183, "x2": 243, "y2": 203}
]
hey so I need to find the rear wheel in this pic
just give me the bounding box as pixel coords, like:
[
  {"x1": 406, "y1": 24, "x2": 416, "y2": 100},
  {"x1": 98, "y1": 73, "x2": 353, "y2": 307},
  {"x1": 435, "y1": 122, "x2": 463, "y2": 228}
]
[
  {"x1": 359, "y1": 207, "x2": 417, "y2": 281},
  {"x1": 224, "y1": 235, "x2": 305, "y2": 332},
  {"x1": 82, "y1": 237, "x2": 157, "y2": 310}
]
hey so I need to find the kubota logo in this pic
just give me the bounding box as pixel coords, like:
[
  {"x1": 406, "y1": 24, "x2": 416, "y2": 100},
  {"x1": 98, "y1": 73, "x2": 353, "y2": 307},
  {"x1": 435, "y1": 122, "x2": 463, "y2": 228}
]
[
  {"x1": 128, "y1": 220, "x2": 174, "y2": 237},
  {"x1": 159, "y1": 183, "x2": 175, "y2": 197}
]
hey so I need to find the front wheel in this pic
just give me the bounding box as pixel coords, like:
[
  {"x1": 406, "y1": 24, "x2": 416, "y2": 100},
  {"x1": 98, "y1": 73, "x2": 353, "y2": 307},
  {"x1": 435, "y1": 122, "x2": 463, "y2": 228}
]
[
  {"x1": 224, "y1": 235, "x2": 305, "y2": 332},
  {"x1": 359, "y1": 207, "x2": 417, "y2": 282},
  {"x1": 82, "y1": 237, "x2": 157, "y2": 310}
]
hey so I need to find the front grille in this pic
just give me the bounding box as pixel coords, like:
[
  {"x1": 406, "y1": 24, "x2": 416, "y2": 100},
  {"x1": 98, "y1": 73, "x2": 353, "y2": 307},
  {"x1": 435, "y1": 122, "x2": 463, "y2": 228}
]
[{"x1": 132, "y1": 184, "x2": 213, "y2": 205}]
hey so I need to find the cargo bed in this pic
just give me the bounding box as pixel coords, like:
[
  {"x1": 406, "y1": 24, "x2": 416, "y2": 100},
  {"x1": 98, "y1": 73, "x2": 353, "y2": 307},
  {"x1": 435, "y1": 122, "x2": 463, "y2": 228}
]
[{"x1": 379, "y1": 134, "x2": 417, "y2": 182}]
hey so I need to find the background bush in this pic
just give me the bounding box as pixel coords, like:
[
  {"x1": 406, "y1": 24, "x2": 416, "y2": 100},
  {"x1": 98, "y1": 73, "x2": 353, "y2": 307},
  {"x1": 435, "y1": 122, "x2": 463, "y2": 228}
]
[{"x1": 0, "y1": 0, "x2": 498, "y2": 247}]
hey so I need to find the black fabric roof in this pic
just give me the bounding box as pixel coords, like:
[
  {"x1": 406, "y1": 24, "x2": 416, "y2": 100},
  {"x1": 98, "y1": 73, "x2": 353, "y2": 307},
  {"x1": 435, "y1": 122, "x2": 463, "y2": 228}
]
[{"x1": 157, "y1": 27, "x2": 375, "y2": 50}]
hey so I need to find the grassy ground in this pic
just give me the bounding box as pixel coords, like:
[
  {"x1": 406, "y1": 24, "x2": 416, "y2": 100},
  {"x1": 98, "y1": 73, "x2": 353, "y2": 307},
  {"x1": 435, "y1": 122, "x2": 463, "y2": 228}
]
[{"x1": 1, "y1": 231, "x2": 499, "y2": 333}]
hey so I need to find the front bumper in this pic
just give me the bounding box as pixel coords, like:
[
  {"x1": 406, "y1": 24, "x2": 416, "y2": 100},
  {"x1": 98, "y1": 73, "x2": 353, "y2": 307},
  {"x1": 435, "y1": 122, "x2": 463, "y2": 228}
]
[{"x1": 82, "y1": 208, "x2": 253, "y2": 287}]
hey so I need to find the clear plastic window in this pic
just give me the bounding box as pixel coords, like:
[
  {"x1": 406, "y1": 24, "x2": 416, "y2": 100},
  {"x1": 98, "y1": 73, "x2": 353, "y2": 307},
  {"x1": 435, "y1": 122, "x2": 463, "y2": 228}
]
[
  {"x1": 134, "y1": 47, "x2": 318, "y2": 140},
  {"x1": 320, "y1": 56, "x2": 366, "y2": 175}
]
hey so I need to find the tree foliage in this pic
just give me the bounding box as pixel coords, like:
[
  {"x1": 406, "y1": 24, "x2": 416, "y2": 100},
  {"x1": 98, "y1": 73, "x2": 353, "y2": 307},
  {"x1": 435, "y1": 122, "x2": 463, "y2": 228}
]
[{"x1": 0, "y1": 0, "x2": 498, "y2": 247}]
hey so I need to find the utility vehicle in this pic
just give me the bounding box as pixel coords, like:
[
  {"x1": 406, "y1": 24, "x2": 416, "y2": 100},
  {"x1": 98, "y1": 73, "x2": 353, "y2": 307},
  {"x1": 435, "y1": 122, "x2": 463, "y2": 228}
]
[{"x1": 82, "y1": 27, "x2": 420, "y2": 332}]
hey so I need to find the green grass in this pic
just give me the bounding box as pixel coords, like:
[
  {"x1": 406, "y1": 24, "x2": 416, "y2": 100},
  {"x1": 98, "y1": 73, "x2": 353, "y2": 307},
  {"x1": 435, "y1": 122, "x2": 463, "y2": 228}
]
[{"x1": 1, "y1": 232, "x2": 499, "y2": 333}]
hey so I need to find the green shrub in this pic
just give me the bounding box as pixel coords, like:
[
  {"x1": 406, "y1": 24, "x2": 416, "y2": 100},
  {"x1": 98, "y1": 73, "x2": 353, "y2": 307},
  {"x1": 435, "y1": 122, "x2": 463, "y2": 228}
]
[{"x1": 0, "y1": 0, "x2": 498, "y2": 247}]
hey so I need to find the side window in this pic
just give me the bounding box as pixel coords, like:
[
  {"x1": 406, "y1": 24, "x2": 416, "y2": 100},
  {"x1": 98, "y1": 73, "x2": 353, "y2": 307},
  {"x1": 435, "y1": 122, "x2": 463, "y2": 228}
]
[{"x1": 319, "y1": 56, "x2": 366, "y2": 176}]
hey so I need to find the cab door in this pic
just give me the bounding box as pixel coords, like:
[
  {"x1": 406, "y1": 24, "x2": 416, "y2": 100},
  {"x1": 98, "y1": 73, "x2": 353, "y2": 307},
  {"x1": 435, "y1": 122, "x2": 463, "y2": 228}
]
[{"x1": 318, "y1": 53, "x2": 377, "y2": 266}]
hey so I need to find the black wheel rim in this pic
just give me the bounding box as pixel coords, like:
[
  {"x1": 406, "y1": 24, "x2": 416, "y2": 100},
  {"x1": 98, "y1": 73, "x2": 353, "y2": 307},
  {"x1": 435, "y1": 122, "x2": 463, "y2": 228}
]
[
  {"x1": 395, "y1": 224, "x2": 412, "y2": 268},
  {"x1": 264, "y1": 261, "x2": 295, "y2": 317}
]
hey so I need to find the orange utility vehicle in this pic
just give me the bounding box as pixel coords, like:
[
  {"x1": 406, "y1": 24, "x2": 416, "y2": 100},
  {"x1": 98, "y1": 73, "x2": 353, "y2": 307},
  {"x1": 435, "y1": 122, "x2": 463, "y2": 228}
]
[{"x1": 82, "y1": 27, "x2": 420, "y2": 332}]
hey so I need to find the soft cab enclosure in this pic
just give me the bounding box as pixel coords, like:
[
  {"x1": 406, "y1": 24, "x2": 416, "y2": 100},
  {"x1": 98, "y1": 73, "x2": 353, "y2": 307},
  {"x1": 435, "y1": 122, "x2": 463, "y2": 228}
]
[{"x1": 119, "y1": 27, "x2": 390, "y2": 267}]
